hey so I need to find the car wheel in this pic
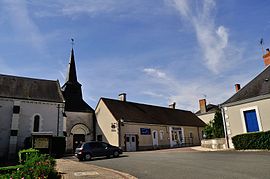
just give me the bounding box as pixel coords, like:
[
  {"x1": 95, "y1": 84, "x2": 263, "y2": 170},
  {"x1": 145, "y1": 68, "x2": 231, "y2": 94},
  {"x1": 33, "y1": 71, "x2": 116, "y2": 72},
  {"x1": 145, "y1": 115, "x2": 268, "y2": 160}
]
[
  {"x1": 85, "y1": 154, "x2": 91, "y2": 161},
  {"x1": 113, "y1": 151, "x2": 119, "y2": 157},
  {"x1": 78, "y1": 158, "x2": 83, "y2": 161}
]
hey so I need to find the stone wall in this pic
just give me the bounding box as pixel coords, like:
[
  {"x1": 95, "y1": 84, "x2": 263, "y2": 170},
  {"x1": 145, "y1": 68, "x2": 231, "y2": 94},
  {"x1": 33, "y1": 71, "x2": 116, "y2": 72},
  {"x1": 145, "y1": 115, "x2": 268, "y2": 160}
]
[{"x1": 201, "y1": 138, "x2": 226, "y2": 149}]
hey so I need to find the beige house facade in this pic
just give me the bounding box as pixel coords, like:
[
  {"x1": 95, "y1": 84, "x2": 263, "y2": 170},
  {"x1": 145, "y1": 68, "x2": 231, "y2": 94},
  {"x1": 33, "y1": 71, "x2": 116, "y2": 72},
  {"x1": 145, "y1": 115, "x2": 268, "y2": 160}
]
[
  {"x1": 195, "y1": 99, "x2": 219, "y2": 124},
  {"x1": 95, "y1": 94, "x2": 206, "y2": 151},
  {"x1": 221, "y1": 53, "x2": 270, "y2": 148}
]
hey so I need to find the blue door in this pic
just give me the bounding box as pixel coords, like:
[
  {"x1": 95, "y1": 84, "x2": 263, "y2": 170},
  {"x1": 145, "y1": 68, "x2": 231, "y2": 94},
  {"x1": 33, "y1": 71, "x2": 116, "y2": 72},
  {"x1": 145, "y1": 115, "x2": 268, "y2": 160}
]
[{"x1": 244, "y1": 110, "x2": 259, "y2": 132}]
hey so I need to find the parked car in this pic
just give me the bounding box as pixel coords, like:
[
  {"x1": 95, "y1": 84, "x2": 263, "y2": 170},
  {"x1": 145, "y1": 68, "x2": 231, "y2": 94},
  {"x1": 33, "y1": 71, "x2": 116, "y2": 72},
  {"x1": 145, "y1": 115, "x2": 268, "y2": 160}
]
[{"x1": 75, "y1": 141, "x2": 123, "y2": 161}]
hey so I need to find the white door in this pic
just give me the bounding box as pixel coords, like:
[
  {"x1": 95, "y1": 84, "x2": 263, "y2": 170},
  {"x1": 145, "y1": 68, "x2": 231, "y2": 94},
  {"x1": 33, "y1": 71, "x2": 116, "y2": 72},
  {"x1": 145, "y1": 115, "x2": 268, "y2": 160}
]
[
  {"x1": 126, "y1": 134, "x2": 136, "y2": 151},
  {"x1": 152, "y1": 130, "x2": 158, "y2": 148}
]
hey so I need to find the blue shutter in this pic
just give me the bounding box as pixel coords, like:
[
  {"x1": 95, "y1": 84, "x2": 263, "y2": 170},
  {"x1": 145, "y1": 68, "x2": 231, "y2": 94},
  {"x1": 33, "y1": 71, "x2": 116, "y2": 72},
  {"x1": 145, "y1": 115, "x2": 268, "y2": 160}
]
[{"x1": 243, "y1": 110, "x2": 259, "y2": 132}]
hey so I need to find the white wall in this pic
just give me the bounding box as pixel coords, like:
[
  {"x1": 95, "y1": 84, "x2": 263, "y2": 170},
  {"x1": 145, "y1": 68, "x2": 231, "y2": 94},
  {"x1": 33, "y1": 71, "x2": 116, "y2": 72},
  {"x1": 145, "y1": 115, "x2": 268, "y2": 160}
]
[
  {"x1": 223, "y1": 98, "x2": 270, "y2": 148},
  {"x1": 0, "y1": 98, "x2": 13, "y2": 158},
  {"x1": 197, "y1": 112, "x2": 215, "y2": 124},
  {"x1": 0, "y1": 97, "x2": 64, "y2": 158}
]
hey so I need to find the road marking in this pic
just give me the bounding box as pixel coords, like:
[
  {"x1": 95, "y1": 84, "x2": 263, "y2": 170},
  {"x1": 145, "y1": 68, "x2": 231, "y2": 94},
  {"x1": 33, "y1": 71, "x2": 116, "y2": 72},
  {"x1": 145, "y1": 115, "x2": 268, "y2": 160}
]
[{"x1": 74, "y1": 171, "x2": 99, "y2": 176}]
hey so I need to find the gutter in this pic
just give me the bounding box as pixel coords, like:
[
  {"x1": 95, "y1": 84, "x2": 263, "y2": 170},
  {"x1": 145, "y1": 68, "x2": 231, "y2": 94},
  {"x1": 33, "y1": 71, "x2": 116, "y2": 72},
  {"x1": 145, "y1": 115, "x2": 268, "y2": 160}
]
[{"x1": 220, "y1": 105, "x2": 230, "y2": 148}]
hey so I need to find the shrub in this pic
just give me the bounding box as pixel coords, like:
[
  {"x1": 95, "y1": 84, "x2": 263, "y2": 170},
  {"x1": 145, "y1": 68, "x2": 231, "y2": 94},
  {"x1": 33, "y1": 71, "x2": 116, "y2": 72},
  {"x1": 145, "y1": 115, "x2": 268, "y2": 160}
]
[
  {"x1": 2, "y1": 153, "x2": 58, "y2": 179},
  {"x1": 0, "y1": 165, "x2": 23, "y2": 175},
  {"x1": 232, "y1": 131, "x2": 270, "y2": 150},
  {"x1": 18, "y1": 148, "x2": 39, "y2": 164}
]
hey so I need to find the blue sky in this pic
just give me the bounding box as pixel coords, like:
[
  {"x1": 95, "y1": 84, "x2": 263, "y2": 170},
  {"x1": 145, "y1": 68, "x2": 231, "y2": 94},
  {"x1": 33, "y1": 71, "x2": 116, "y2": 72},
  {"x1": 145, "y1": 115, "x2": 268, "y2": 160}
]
[{"x1": 0, "y1": 0, "x2": 269, "y2": 112}]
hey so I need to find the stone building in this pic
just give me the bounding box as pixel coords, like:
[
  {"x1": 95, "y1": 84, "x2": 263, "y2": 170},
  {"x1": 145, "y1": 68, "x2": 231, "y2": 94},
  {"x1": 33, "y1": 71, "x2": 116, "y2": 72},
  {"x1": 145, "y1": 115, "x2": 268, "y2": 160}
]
[{"x1": 62, "y1": 48, "x2": 95, "y2": 153}]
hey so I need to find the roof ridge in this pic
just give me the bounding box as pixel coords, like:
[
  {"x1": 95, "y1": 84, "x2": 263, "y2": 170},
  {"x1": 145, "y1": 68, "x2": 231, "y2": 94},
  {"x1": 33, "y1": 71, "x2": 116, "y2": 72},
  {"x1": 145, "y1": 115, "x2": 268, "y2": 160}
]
[
  {"x1": 100, "y1": 97, "x2": 192, "y2": 113},
  {"x1": 0, "y1": 73, "x2": 57, "y2": 82}
]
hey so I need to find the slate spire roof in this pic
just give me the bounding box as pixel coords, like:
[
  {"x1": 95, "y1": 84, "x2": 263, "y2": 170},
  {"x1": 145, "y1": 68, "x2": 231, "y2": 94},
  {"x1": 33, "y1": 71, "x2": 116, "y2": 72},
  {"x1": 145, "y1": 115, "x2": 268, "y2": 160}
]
[
  {"x1": 62, "y1": 48, "x2": 94, "y2": 112},
  {"x1": 66, "y1": 48, "x2": 78, "y2": 83},
  {"x1": 223, "y1": 65, "x2": 270, "y2": 105},
  {"x1": 100, "y1": 98, "x2": 206, "y2": 127}
]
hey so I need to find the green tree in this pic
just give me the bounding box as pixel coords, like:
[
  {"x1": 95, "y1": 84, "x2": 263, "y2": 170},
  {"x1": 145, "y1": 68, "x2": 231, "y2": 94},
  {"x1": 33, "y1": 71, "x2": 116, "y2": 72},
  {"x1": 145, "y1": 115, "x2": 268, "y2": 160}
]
[{"x1": 203, "y1": 110, "x2": 225, "y2": 139}]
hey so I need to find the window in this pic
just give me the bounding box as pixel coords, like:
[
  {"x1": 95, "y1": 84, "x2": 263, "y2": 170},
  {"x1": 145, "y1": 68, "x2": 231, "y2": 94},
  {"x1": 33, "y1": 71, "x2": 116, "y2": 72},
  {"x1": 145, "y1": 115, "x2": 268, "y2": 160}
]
[
  {"x1": 13, "y1": 106, "x2": 20, "y2": 114},
  {"x1": 159, "y1": 130, "x2": 164, "y2": 140},
  {"x1": 33, "y1": 115, "x2": 40, "y2": 132},
  {"x1": 244, "y1": 109, "x2": 259, "y2": 132},
  {"x1": 10, "y1": 130, "x2": 18, "y2": 136},
  {"x1": 189, "y1": 132, "x2": 193, "y2": 138}
]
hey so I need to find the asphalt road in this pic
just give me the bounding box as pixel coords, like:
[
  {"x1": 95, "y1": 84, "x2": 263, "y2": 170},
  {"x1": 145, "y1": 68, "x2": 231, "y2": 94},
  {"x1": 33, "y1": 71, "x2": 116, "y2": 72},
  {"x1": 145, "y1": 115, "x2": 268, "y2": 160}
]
[{"x1": 71, "y1": 148, "x2": 270, "y2": 179}]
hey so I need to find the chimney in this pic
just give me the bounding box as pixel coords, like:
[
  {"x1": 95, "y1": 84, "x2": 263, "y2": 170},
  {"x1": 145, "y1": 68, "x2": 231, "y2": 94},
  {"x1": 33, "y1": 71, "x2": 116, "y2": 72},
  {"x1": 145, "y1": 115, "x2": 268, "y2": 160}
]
[
  {"x1": 199, "y1": 99, "x2": 206, "y2": 113},
  {"x1": 235, "y1": 84, "x2": 241, "y2": 92},
  {"x1": 263, "y1": 48, "x2": 270, "y2": 67},
  {"x1": 169, "y1": 102, "x2": 176, "y2": 109},
  {"x1": 118, "y1": 93, "x2": 126, "y2": 101}
]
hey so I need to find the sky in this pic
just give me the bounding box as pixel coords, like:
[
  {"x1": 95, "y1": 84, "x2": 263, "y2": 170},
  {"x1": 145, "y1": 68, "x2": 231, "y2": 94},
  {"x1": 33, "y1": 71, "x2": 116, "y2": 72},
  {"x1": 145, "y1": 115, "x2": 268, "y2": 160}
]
[{"x1": 0, "y1": 0, "x2": 269, "y2": 112}]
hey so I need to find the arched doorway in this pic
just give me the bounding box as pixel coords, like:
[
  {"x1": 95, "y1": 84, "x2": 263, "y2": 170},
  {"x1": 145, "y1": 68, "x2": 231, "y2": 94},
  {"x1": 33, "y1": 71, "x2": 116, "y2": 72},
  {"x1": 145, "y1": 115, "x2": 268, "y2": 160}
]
[{"x1": 71, "y1": 124, "x2": 90, "y2": 151}]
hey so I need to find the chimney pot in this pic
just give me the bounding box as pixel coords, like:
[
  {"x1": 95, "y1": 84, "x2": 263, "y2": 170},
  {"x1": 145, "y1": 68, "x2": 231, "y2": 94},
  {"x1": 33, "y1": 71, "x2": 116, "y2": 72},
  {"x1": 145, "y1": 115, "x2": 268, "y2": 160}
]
[
  {"x1": 199, "y1": 99, "x2": 206, "y2": 113},
  {"x1": 118, "y1": 93, "x2": 126, "y2": 101},
  {"x1": 263, "y1": 48, "x2": 270, "y2": 67},
  {"x1": 235, "y1": 84, "x2": 241, "y2": 92},
  {"x1": 169, "y1": 102, "x2": 176, "y2": 109}
]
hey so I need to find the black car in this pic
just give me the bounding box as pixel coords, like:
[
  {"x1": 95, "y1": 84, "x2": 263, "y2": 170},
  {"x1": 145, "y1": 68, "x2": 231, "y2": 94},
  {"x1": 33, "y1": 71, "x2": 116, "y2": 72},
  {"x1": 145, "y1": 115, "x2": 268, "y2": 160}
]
[{"x1": 75, "y1": 141, "x2": 123, "y2": 161}]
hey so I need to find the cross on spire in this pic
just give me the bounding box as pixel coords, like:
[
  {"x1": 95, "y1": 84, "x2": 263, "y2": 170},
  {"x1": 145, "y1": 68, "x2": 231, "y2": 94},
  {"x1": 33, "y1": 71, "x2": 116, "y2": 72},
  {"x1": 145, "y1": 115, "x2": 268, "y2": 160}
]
[{"x1": 71, "y1": 38, "x2": 74, "y2": 48}]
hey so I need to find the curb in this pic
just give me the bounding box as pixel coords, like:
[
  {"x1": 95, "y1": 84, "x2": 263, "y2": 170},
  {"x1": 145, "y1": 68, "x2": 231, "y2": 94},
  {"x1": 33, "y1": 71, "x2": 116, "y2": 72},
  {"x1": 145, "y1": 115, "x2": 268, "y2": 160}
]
[{"x1": 56, "y1": 158, "x2": 137, "y2": 179}]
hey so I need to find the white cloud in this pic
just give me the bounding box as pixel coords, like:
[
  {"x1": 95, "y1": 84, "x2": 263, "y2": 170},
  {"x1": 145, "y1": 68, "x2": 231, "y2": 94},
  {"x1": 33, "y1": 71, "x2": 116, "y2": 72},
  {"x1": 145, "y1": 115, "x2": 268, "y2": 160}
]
[
  {"x1": 167, "y1": 0, "x2": 239, "y2": 74},
  {"x1": 142, "y1": 67, "x2": 236, "y2": 111},
  {"x1": 143, "y1": 68, "x2": 167, "y2": 79},
  {"x1": 3, "y1": 0, "x2": 45, "y2": 51}
]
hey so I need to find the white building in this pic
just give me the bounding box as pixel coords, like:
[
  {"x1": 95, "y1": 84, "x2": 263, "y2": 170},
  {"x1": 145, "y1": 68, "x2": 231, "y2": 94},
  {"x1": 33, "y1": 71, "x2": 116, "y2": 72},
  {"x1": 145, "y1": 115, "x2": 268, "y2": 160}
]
[{"x1": 0, "y1": 74, "x2": 65, "y2": 159}]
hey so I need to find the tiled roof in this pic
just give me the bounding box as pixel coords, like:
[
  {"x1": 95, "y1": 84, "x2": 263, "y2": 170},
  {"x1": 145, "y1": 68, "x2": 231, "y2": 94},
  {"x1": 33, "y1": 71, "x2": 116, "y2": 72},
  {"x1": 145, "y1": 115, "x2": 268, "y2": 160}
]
[
  {"x1": 101, "y1": 98, "x2": 206, "y2": 127},
  {"x1": 223, "y1": 65, "x2": 270, "y2": 105},
  {"x1": 0, "y1": 74, "x2": 64, "y2": 103}
]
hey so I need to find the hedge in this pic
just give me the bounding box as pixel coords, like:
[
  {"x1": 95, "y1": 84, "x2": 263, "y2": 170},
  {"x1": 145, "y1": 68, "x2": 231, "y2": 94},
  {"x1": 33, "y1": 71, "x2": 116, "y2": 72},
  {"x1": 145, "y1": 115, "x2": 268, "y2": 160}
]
[
  {"x1": 232, "y1": 131, "x2": 270, "y2": 150},
  {"x1": 0, "y1": 150, "x2": 58, "y2": 178},
  {"x1": 0, "y1": 165, "x2": 23, "y2": 175},
  {"x1": 18, "y1": 148, "x2": 39, "y2": 164}
]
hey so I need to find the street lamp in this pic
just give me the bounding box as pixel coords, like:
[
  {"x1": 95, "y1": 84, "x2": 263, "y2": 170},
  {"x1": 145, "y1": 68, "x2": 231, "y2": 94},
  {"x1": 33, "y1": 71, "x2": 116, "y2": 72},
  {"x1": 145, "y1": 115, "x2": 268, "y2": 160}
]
[{"x1": 118, "y1": 118, "x2": 124, "y2": 148}]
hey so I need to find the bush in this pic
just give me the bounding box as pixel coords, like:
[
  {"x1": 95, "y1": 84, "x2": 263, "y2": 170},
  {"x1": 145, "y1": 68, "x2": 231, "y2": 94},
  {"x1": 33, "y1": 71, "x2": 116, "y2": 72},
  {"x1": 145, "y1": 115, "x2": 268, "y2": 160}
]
[
  {"x1": 0, "y1": 165, "x2": 23, "y2": 175},
  {"x1": 1, "y1": 152, "x2": 58, "y2": 179},
  {"x1": 232, "y1": 131, "x2": 270, "y2": 150},
  {"x1": 18, "y1": 148, "x2": 39, "y2": 164}
]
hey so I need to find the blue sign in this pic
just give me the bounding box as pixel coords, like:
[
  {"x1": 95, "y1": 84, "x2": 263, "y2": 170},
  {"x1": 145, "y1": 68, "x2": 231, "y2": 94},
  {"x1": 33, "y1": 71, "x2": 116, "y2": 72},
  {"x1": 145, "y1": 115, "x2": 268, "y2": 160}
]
[{"x1": 140, "y1": 128, "x2": 151, "y2": 135}]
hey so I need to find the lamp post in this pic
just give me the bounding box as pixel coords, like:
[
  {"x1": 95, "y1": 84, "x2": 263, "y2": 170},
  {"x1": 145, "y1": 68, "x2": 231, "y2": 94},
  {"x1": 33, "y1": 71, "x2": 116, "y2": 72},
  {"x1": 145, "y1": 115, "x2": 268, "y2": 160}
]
[{"x1": 118, "y1": 118, "x2": 124, "y2": 148}]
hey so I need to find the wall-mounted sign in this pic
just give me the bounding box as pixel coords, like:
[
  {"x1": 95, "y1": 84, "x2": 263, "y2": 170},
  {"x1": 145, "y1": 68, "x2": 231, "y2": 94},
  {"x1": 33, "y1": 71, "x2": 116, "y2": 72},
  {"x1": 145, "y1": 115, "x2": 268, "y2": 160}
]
[
  {"x1": 34, "y1": 137, "x2": 49, "y2": 148},
  {"x1": 140, "y1": 128, "x2": 151, "y2": 135}
]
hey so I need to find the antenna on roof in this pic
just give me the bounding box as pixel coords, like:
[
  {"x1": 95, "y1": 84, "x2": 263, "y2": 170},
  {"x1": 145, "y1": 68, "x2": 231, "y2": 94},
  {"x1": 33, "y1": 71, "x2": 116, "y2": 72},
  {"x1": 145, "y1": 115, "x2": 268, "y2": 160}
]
[
  {"x1": 71, "y1": 38, "x2": 75, "y2": 48},
  {"x1": 260, "y1": 38, "x2": 265, "y2": 55}
]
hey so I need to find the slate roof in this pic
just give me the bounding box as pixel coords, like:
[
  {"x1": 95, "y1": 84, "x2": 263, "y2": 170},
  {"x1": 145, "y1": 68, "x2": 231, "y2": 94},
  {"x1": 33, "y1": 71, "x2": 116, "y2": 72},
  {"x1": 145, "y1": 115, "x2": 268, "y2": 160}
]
[
  {"x1": 223, "y1": 65, "x2": 270, "y2": 105},
  {"x1": 100, "y1": 98, "x2": 206, "y2": 127},
  {"x1": 0, "y1": 74, "x2": 64, "y2": 103},
  {"x1": 195, "y1": 104, "x2": 219, "y2": 115}
]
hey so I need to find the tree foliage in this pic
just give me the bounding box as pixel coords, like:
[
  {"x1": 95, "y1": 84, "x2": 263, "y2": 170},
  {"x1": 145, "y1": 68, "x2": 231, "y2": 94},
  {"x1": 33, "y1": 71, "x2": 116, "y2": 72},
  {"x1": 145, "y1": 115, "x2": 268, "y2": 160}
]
[{"x1": 203, "y1": 110, "x2": 225, "y2": 139}]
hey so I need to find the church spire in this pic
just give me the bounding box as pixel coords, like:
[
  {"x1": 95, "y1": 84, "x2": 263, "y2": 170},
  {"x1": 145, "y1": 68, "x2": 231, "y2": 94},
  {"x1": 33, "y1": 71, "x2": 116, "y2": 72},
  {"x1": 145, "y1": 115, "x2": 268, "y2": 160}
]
[{"x1": 66, "y1": 48, "x2": 78, "y2": 83}]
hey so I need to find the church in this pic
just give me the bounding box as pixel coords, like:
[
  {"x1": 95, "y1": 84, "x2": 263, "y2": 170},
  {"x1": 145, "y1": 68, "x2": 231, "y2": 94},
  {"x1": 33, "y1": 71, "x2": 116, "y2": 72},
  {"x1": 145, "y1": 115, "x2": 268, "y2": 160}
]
[
  {"x1": 0, "y1": 47, "x2": 95, "y2": 159},
  {"x1": 62, "y1": 48, "x2": 95, "y2": 153}
]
